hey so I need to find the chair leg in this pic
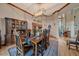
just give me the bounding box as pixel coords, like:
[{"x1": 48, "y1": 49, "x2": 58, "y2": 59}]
[
  {"x1": 41, "y1": 52, "x2": 43, "y2": 56},
  {"x1": 76, "y1": 45, "x2": 78, "y2": 51},
  {"x1": 66, "y1": 40, "x2": 68, "y2": 45},
  {"x1": 68, "y1": 44, "x2": 70, "y2": 49}
]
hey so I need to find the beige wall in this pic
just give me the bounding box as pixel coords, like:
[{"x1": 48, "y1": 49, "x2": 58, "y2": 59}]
[
  {"x1": 53, "y1": 3, "x2": 79, "y2": 37},
  {"x1": 0, "y1": 3, "x2": 33, "y2": 29},
  {"x1": 0, "y1": 3, "x2": 56, "y2": 44},
  {"x1": 0, "y1": 3, "x2": 33, "y2": 44},
  {"x1": 0, "y1": 3, "x2": 79, "y2": 41},
  {"x1": 35, "y1": 14, "x2": 59, "y2": 37},
  {"x1": 0, "y1": 18, "x2": 6, "y2": 44},
  {"x1": 0, "y1": 3, "x2": 59, "y2": 37}
]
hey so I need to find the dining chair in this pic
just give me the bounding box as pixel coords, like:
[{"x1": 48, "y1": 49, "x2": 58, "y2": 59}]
[
  {"x1": 43, "y1": 29, "x2": 50, "y2": 49},
  {"x1": 68, "y1": 30, "x2": 79, "y2": 50},
  {"x1": 16, "y1": 35, "x2": 33, "y2": 56},
  {"x1": 37, "y1": 35, "x2": 46, "y2": 56}
]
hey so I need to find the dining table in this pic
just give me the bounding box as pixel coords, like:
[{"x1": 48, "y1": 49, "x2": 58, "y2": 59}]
[
  {"x1": 21, "y1": 35, "x2": 43, "y2": 56},
  {"x1": 30, "y1": 36, "x2": 42, "y2": 56}
]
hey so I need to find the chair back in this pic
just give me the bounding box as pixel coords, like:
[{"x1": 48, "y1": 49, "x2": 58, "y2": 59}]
[
  {"x1": 43, "y1": 29, "x2": 50, "y2": 49},
  {"x1": 16, "y1": 35, "x2": 24, "y2": 55}
]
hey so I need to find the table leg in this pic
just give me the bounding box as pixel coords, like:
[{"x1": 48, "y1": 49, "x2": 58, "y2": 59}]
[{"x1": 35, "y1": 44, "x2": 37, "y2": 56}]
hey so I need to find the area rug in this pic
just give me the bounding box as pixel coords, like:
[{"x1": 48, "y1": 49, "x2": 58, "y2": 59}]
[
  {"x1": 8, "y1": 47, "x2": 17, "y2": 56},
  {"x1": 8, "y1": 40, "x2": 58, "y2": 56},
  {"x1": 43, "y1": 40, "x2": 58, "y2": 56},
  {"x1": 8, "y1": 47, "x2": 33, "y2": 56}
]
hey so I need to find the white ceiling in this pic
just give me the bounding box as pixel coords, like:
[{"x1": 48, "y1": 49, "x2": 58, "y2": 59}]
[{"x1": 12, "y1": 3, "x2": 67, "y2": 16}]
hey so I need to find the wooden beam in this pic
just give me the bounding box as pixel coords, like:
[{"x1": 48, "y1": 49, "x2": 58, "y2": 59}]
[
  {"x1": 40, "y1": 3, "x2": 70, "y2": 16},
  {"x1": 7, "y1": 3, "x2": 34, "y2": 16},
  {"x1": 8, "y1": 3, "x2": 70, "y2": 16},
  {"x1": 53, "y1": 3, "x2": 70, "y2": 14},
  {"x1": 57, "y1": 3, "x2": 70, "y2": 12}
]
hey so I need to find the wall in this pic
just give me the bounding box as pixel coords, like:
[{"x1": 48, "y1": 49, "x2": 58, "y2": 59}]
[
  {"x1": 50, "y1": 13, "x2": 59, "y2": 38},
  {"x1": 53, "y1": 3, "x2": 79, "y2": 37},
  {"x1": 1, "y1": 3, "x2": 79, "y2": 41},
  {"x1": 0, "y1": 3, "x2": 57, "y2": 43},
  {"x1": 35, "y1": 14, "x2": 59, "y2": 38},
  {"x1": 39, "y1": 3, "x2": 79, "y2": 38},
  {"x1": 0, "y1": 3, "x2": 33, "y2": 29},
  {"x1": 0, "y1": 3, "x2": 33, "y2": 44},
  {"x1": 0, "y1": 18, "x2": 6, "y2": 44}
]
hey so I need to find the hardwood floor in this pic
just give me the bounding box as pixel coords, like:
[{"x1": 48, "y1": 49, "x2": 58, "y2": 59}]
[
  {"x1": 0, "y1": 44, "x2": 16, "y2": 56},
  {"x1": 0, "y1": 37, "x2": 79, "y2": 56},
  {"x1": 43, "y1": 38, "x2": 58, "y2": 56},
  {"x1": 58, "y1": 37, "x2": 79, "y2": 56}
]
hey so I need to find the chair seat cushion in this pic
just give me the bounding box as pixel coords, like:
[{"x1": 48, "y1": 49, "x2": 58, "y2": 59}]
[
  {"x1": 77, "y1": 41, "x2": 79, "y2": 44},
  {"x1": 69, "y1": 39, "x2": 76, "y2": 42},
  {"x1": 69, "y1": 39, "x2": 79, "y2": 44},
  {"x1": 8, "y1": 47, "x2": 17, "y2": 56},
  {"x1": 8, "y1": 47, "x2": 33, "y2": 56}
]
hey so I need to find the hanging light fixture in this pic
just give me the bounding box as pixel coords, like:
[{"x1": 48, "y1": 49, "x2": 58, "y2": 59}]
[
  {"x1": 34, "y1": 8, "x2": 46, "y2": 17},
  {"x1": 34, "y1": 10, "x2": 42, "y2": 16},
  {"x1": 34, "y1": 3, "x2": 46, "y2": 17}
]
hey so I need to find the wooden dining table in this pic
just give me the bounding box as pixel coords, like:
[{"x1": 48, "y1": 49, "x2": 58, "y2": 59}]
[
  {"x1": 21, "y1": 35, "x2": 43, "y2": 56},
  {"x1": 30, "y1": 37, "x2": 42, "y2": 56}
]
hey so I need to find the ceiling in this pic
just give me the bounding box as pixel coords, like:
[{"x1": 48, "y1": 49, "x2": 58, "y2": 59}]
[{"x1": 12, "y1": 3, "x2": 67, "y2": 16}]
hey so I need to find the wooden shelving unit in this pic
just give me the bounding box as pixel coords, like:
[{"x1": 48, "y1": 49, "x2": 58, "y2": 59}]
[{"x1": 5, "y1": 17, "x2": 28, "y2": 45}]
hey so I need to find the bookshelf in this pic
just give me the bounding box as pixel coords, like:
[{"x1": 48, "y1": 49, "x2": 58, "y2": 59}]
[{"x1": 5, "y1": 17, "x2": 28, "y2": 45}]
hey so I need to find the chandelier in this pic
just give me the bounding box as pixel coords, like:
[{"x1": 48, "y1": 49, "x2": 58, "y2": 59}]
[
  {"x1": 34, "y1": 3, "x2": 46, "y2": 16},
  {"x1": 34, "y1": 3, "x2": 52, "y2": 16},
  {"x1": 34, "y1": 8, "x2": 46, "y2": 16}
]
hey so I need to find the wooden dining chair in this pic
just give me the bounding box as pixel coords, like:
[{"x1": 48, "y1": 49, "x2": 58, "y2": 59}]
[
  {"x1": 68, "y1": 30, "x2": 79, "y2": 50},
  {"x1": 43, "y1": 29, "x2": 50, "y2": 49},
  {"x1": 37, "y1": 29, "x2": 50, "y2": 56},
  {"x1": 16, "y1": 35, "x2": 33, "y2": 56},
  {"x1": 37, "y1": 34, "x2": 46, "y2": 56}
]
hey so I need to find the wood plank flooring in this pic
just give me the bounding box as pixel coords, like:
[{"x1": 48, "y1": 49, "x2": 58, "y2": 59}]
[
  {"x1": 58, "y1": 37, "x2": 79, "y2": 56},
  {"x1": 0, "y1": 37, "x2": 79, "y2": 56},
  {"x1": 43, "y1": 38, "x2": 58, "y2": 56},
  {"x1": 0, "y1": 44, "x2": 16, "y2": 56}
]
